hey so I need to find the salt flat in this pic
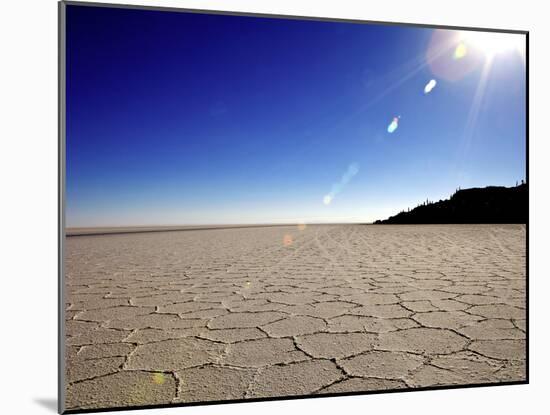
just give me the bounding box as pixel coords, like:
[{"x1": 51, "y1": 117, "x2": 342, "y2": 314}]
[{"x1": 64, "y1": 224, "x2": 526, "y2": 410}]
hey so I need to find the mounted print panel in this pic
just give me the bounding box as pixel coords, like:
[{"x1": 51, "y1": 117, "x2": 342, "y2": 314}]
[{"x1": 59, "y1": 1, "x2": 527, "y2": 413}]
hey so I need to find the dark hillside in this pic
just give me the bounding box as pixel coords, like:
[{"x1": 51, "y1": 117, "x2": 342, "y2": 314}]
[{"x1": 374, "y1": 183, "x2": 527, "y2": 224}]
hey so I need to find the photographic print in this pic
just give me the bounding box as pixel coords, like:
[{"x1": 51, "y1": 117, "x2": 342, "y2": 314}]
[{"x1": 60, "y1": 2, "x2": 527, "y2": 412}]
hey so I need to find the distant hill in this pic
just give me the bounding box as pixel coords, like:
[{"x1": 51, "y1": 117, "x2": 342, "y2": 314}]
[{"x1": 374, "y1": 183, "x2": 528, "y2": 224}]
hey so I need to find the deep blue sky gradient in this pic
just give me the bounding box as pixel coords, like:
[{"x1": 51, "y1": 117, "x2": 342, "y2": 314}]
[{"x1": 66, "y1": 5, "x2": 526, "y2": 227}]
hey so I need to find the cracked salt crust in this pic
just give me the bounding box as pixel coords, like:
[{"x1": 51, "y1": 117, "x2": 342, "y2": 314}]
[{"x1": 64, "y1": 224, "x2": 526, "y2": 410}]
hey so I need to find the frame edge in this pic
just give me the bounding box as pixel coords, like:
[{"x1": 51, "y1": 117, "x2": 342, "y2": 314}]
[{"x1": 58, "y1": 1, "x2": 67, "y2": 413}]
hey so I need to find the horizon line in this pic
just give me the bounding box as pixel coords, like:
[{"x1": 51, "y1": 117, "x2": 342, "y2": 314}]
[{"x1": 66, "y1": 222, "x2": 373, "y2": 236}]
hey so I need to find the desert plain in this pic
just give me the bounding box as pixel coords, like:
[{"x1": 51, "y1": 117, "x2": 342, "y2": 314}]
[{"x1": 64, "y1": 224, "x2": 526, "y2": 410}]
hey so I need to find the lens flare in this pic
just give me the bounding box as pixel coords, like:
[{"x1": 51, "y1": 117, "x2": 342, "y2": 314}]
[
  {"x1": 152, "y1": 373, "x2": 165, "y2": 385},
  {"x1": 424, "y1": 79, "x2": 437, "y2": 94},
  {"x1": 322, "y1": 163, "x2": 359, "y2": 205},
  {"x1": 297, "y1": 223, "x2": 307, "y2": 231},
  {"x1": 459, "y1": 30, "x2": 525, "y2": 58},
  {"x1": 283, "y1": 234, "x2": 293, "y2": 246},
  {"x1": 454, "y1": 43, "x2": 468, "y2": 59},
  {"x1": 387, "y1": 116, "x2": 400, "y2": 133},
  {"x1": 426, "y1": 30, "x2": 479, "y2": 82}
]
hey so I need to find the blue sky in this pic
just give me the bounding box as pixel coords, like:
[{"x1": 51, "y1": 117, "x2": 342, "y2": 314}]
[{"x1": 65, "y1": 5, "x2": 526, "y2": 227}]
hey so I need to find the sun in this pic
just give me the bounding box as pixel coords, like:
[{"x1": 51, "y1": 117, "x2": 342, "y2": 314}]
[{"x1": 458, "y1": 30, "x2": 525, "y2": 58}]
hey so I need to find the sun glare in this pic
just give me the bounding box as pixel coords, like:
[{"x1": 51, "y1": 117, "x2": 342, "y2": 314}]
[{"x1": 458, "y1": 31, "x2": 524, "y2": 58}]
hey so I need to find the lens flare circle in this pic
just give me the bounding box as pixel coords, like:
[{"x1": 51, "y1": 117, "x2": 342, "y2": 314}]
[
  {"x1": 387, "y1": 116, "x2": 400, "y2": 133},
  {"x1": 152, "y1": 373, "x2": 165, "y2": 385},
  {"x1": 454, "y1": 43, "x2": 468, "y2": 60},
  {"x1": 283, "y1": 234, "x2": 293, "y2": 246},
  {"x1": 426, "y1": 30, "x2": 480, "y2": 82},
  {"x1": 424, "y1": 79, "x2": 437, "y2": 94}
]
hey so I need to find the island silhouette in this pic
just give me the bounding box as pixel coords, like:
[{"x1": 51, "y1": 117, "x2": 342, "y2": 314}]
[{"x1": 374, "y1": 183, "x2": 527, "y2": 224}]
